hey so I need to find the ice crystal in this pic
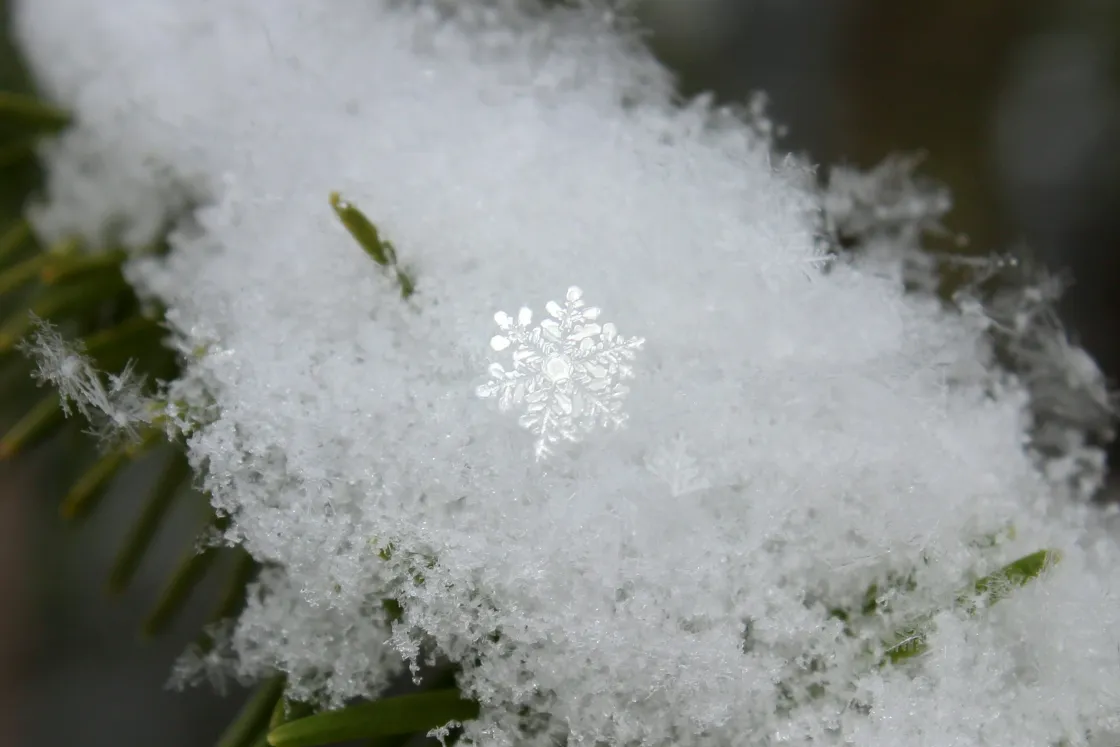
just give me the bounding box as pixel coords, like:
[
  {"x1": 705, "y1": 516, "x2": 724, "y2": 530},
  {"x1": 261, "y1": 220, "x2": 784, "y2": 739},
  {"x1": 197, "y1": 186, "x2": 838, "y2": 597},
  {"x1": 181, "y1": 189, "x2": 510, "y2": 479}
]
[
  {"x1": 646, "y1": 434, "x2": 712, "y2": 497},
  {"x1": 476, "y1": 286, "x2": 644, "y2": 459},
  {"x1": 19, "y1": 317, "x2": 158, "y2": 443},
  {"x1": 823, "y1": 154, "x2": 952, "y2": 246}
]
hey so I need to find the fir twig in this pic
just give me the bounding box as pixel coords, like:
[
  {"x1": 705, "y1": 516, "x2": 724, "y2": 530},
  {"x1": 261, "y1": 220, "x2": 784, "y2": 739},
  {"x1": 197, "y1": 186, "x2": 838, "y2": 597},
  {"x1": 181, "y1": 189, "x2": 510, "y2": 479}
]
[{"x1": 0, "y1": 219, "x2": 31, "y2": 265}]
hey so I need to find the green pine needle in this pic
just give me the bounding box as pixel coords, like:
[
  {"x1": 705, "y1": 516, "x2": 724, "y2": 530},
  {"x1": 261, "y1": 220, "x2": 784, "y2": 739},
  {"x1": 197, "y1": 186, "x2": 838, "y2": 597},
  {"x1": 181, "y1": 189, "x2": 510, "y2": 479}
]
[
  {"x1": 59, "y1": 432, "x2": 158, "y2": 520},
  {"x1": 882, "y1": 627, "x2": 927, "y2": 665},
  {"x1": 0, "y1": 134, "x2": 40, "y2": 168},
  {"x1": 329, "y1": 192, "x2": 395, "y2": 266},
  {"x1": 41, "y1": 248, "x2": 129, "y2": 284},
  {"x1": 107, "y1": 450, "x2": 192, "y2": 594},
  {"x1": 83, "y1": 315, "x2": 165, "y2": 361},
  {"x1": 0, "y1": 250, "x2": 50, "y2": 296},
  {"x1": 267, "y1": 689, "x2": 479, "y2": 747},
  {"x1": 210, "y1": 549, "x2": 258, "y2": 624},
  {"x1": 142, "y1": 515, "x2": 229, "y2": 637},
  {"x1": 59, "y1": 447, "x2": 132, "y2": 520},
  {"x1": 217, "y1": 676, "x2": 287, "y2": 747},
  {"x1": 0, "y1": 391, "x2": 63, "y2": 458},
  {"x1": 960, "y1": 547, "x2": 1059, "y2": 613},
  {"x1": 882, "y1": 548, "x2": 1059, "y2": 665},
  {"x1": 0, "y1": 271, "x2": 129, "y2": 353},
  {"x1": 0, "y1": 90, "x2": 71, "y2": 130},
  {"x1": 329, "y1": 192, "x2": 414, "y2": 298},
  {"x1": 269, "y1": 698, "x2": 314, "y2": 732},
  {"x1": 381, "y1": 598, "x2": 403, "y2": 624}
]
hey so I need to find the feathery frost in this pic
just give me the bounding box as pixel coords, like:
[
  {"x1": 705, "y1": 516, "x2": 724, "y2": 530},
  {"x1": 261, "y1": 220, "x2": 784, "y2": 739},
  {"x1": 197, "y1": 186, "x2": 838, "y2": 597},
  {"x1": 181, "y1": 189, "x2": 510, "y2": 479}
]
[
  {"x1": 12, "y1": 1, "x2": 1120, "y2": 745},
  {"x1": 20, "y1": 318, "x2": 158, "y2": 443}
]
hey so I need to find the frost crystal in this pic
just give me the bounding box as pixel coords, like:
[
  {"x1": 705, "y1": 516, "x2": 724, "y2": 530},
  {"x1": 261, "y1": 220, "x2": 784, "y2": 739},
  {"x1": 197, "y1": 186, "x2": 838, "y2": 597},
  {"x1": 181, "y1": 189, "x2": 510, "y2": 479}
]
[
  {"x1": 646, "y1": 434, "x2": 712, "y2": 497},
  {"x1": 477, "y1": 286, "x2": 644, "y2": 459}
]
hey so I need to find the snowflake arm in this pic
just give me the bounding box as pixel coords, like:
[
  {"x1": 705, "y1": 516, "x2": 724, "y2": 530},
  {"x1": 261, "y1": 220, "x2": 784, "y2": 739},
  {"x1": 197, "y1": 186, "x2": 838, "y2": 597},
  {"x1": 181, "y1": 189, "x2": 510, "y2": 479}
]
[{"x1": 476, "y1": 286, "x2": 644, "y2": 460}]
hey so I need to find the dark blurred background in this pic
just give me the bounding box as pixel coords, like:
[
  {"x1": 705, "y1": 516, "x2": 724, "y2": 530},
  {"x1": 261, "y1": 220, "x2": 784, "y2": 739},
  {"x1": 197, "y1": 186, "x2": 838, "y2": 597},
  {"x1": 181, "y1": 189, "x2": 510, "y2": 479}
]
[{"x1": 2, "y1": 1, "x2": 1119, "y2": 745}]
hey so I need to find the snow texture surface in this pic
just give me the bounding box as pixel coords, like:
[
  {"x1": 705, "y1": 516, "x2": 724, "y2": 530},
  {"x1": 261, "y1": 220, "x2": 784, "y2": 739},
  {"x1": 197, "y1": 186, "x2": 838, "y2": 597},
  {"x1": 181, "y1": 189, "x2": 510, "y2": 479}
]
[{"x1": 13, "y1": 1, "x2": 1120, "y2": 745}]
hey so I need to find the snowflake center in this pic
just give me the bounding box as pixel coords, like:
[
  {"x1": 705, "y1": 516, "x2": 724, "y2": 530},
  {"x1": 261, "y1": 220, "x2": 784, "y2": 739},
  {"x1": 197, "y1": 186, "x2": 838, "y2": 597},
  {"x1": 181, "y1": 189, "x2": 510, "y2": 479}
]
[{"x1": 543, "y1": 353, "x2": 573, "y2": 382}]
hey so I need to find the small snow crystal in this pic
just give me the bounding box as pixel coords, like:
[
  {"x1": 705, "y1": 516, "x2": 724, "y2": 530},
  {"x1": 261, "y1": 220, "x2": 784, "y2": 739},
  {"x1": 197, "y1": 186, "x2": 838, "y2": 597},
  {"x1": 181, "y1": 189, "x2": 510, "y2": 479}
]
[{"x1": 477, "y1": 286, "x2": 644, "y2": 459}]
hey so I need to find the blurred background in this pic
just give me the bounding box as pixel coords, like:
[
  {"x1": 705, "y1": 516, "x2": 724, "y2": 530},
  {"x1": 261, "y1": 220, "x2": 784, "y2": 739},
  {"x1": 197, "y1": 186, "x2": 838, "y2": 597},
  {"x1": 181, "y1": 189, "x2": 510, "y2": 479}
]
[{"x1": 2, "y1": 0, "x2": 1118, "y2": 744}]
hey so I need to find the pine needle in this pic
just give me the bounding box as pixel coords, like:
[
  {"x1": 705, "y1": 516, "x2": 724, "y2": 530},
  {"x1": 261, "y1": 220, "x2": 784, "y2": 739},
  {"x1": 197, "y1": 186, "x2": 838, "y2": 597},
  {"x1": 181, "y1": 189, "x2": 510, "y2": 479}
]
[{"x1": 0, "y1": 91, "x2": 71, "y2": 130}]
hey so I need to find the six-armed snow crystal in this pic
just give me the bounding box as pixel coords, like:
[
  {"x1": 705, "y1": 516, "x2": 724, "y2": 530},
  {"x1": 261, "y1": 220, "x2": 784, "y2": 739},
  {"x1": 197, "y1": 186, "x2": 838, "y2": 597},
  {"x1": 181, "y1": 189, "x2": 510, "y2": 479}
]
[{"x1": 476, "y1": 286, "x2": 644, "y2": 459}]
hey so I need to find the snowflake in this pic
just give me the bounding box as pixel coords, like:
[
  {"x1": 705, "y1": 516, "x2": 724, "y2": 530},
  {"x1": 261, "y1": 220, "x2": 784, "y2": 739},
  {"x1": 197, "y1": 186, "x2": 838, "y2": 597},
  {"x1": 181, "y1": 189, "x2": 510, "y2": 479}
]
[
  {"x1": 646, "y1": 434, "x2": 711, "y2": 497},
  {"x1": 476, "y1": 286, "x2": 644, "y2": 460}
]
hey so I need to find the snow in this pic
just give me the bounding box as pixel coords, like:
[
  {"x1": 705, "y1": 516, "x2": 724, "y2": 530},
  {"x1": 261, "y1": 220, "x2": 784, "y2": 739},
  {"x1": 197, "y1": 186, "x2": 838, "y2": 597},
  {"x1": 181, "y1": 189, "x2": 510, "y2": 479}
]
[{"x1": 11, "y1": 1, "x2": 1120, "y2": 745}]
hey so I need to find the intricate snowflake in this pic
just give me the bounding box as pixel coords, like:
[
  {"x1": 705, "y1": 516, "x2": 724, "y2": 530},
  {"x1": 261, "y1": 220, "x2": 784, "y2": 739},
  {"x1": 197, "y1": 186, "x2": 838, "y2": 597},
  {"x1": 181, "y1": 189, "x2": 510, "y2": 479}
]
[
  {"x1": 646, "y1": 434, "x2": 712, "y2": 497},
  {"x1": 476, "y1": 286, "x2": 645, "y2": 460}
]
